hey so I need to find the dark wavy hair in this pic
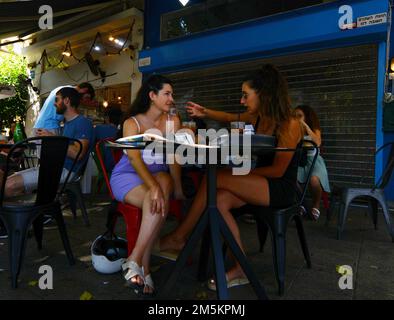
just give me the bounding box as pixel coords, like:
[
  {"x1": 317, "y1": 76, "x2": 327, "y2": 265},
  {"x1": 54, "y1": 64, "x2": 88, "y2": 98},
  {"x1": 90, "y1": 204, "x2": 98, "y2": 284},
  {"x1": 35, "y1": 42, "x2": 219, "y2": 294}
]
[
  {"x1": 243, "y1": 64, "x2": 292, "y2": 124},
  {"x1": 124, "y1": 74, "x2": 173, "y2": 119},
  {"x1": 78, "y1": 82, "x2": 95, "y2": 99},
  {"x1": 295, "y1": 105, "x2": 321, "y2": 131},
  {"x1": 56, "y1": 87, "x2": 81, "y2": 108}
]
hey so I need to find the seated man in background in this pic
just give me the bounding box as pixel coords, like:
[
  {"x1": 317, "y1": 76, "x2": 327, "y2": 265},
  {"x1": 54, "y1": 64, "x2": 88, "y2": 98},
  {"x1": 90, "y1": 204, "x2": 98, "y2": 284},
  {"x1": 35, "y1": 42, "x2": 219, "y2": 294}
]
[
  {"x1": 0, "y1": 87, "x2": 94, "y2": 198},
  {"x1": 33, "y1": 82, "x2": 95, "y2": 136}
]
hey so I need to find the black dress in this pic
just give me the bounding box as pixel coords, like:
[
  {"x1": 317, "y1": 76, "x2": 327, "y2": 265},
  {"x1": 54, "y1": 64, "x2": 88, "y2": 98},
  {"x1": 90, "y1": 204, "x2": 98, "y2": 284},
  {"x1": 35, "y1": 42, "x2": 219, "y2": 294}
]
[{"x1": 253, "y1": 116, "x2": 300, "y2": 208}]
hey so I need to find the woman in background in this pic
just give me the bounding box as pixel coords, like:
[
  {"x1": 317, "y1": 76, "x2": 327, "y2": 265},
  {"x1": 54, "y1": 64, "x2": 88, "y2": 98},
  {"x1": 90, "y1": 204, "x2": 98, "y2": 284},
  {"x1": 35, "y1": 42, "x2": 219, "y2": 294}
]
[{"x1": 295, "y1": 105, "x2": 330, "y2": 220}]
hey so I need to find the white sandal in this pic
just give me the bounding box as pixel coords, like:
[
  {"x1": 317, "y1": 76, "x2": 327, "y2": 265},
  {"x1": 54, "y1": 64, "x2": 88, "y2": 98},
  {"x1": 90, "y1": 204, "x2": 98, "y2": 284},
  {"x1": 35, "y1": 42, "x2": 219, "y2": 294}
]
[
  {"x1": 122, "y1": 260, "x2": 144, "y2": 292},
  {"x1": 143, "y1": 273, "x2": 155, "y2": 296},
  {"x1": 311, "y1": 208, "x2": 320, "y2": 221}
]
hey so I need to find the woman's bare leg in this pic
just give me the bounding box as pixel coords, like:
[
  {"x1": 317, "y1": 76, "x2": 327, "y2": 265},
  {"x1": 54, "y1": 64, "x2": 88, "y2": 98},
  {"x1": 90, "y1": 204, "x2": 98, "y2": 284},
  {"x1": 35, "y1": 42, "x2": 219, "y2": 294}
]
[
  {"x1": 160, "y1": 174, "x2": 208, "y2": 251},
  {"x1": 123, "y1": 172, "x2": 173, "y2": 288},
  {"x1": 161, "y1": 169, "x2": 270, "y2": 251},
  {"x1": 216, "y1": 189, "x2": 248, "y2": 281},
  {"x1": 309, "y1": 175, "x2": 322, "y2": 209},
  {"x1": 141, "y1": 173, "x2": 173, "y2": 293}
]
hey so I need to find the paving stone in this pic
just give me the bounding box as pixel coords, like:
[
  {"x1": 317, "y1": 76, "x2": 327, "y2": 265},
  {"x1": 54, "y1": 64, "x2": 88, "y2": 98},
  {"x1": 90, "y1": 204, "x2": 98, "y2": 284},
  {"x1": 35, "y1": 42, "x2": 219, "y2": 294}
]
[{"x1": 0, "y1": 193, "x2": 393, "y2": 300}]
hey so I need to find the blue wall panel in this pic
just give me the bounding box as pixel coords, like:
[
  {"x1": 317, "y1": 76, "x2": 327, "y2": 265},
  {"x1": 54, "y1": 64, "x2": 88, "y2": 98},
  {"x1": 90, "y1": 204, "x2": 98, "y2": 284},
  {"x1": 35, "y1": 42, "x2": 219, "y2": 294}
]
[{"x1": 141, "y1": 0, "x2": 389, "y2": 73}]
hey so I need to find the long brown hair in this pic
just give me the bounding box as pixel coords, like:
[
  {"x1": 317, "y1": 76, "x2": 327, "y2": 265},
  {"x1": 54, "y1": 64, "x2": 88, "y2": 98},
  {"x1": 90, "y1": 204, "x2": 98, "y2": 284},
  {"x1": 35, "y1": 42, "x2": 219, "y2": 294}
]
[
  {"x1": 295, "y1": 105, "x2": 321, "y2": 131},
  {"x1": 243, "y1": 64, "x2": 299, "y2": 143}
]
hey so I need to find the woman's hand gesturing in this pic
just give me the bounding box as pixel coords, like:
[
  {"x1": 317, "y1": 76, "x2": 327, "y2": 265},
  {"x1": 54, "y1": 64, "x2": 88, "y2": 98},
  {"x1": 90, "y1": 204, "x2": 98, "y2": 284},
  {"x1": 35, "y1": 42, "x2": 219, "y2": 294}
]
[{"x1": 186, "y1": 101, "x2": 206, "y2": 118}]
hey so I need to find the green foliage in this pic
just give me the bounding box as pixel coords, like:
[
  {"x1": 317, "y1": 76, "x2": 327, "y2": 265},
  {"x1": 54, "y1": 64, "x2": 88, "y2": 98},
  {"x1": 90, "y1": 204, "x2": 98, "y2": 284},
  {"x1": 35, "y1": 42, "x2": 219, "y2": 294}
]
[{"x1": 0, "y1": 50, "x2": 28, "y2": 129}]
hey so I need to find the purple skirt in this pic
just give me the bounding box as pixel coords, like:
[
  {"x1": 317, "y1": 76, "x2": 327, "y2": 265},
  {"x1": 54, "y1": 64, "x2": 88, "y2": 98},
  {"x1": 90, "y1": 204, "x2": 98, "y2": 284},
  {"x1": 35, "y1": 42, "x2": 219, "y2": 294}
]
[{"x1": 110, "y1": 154, "x2": 169, "y2": 202}]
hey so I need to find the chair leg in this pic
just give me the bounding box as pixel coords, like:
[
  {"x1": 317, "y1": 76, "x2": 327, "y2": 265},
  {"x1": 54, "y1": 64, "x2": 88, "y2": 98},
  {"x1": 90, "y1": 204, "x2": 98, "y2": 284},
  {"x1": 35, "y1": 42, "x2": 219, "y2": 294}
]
[
  {"x1": 66, "y1": 190, "x2": 78, "y2": 220},
  {"x1": 375, "y1": 194, "x2": 394, "y2": 242},
  {"x1": 322, "y1": 192, "x2": 330, "y2": 210},
  {"x1": 2, "y1": 215, "x2": 31, "y2": 288},
  {"x1": 32, "y1": 214, "x2": 44, "y2": 250},
  {"x1": 256, "y1": 219, "x2": 269, "y2": 252},
  {"x1": 96, "y1": 176, "x2": 104, "y2": 193},
  {"x1": 74, "y1": 184, "x2": 90, "y2": 226},
  {"x1": 105, "y1": 204, "x2": 119, "y2": 232},
  {"x1": 52, "y1": 203, "x2": 75, "y2": 265},
  {"x1": 337, "y1": 200, "x2": 350, "y2": 240},
  {"x1": 67, "y1": 184, "x2": 90, "y2": 227},
  {"x1": 268, "y1": 215, "x2": 289, "y2": 296},
  {"x1": 326, "y1": 193, "x2": 337, "y2": 226},
  {"x1": 271, "y1": 231, "x2": 286, "y2": 296},
  {"x1": 367, "y1": 198, "x2": 378, "y2": 230},
  {"x1": 293, "y1": 215, "x2": 312, "y2": 268}
]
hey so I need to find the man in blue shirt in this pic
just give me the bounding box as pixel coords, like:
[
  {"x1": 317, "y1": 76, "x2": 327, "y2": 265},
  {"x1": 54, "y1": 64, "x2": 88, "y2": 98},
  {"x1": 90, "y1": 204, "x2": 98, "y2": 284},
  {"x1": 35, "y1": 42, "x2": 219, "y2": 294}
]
[
  {"x1": 94, "y1": 106, "x2": 122, "y2": 171},
  {"x1": 33, "y1": 82, "x2": 95, "y2": 135},
  {"x1": 1, "y1": 87, "x2": 94, "y2": 197}
]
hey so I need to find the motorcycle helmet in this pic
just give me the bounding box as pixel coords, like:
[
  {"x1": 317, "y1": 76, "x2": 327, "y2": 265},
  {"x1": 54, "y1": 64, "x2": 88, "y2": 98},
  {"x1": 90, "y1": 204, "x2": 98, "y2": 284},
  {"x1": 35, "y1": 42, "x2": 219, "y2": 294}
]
[{"x1": 91, "y1": 233, "x2": 128, "y2": 274}]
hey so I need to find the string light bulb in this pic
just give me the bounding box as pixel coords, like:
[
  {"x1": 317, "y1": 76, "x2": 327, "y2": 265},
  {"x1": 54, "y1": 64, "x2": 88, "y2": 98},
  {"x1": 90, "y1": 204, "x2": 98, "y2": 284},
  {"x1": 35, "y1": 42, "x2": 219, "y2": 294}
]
[{"x1": 62, "y1": 41, "x2": 72, "y2": 57}]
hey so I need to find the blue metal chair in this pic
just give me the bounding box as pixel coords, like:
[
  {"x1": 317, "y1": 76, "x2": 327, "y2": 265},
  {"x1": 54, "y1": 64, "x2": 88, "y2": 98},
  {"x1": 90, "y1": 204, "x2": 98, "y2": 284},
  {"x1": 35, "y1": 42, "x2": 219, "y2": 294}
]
[{"x1": 327, "y1": 142, "x2": 394, "y2": 241}]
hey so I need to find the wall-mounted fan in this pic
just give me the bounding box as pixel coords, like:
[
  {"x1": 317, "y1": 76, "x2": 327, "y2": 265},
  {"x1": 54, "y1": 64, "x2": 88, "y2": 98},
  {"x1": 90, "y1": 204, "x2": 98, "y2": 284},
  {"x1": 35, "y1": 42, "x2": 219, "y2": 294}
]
[{"x1": 85, "y1": 52, "x2": 106, "y2": 83}]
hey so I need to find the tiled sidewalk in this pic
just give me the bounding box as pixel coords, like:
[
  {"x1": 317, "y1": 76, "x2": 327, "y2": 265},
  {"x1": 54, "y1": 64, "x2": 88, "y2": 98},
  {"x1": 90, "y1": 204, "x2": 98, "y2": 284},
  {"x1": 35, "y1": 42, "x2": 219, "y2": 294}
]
[{"x1": 0, "y1": 194, "x2": 393, "y2": 300}]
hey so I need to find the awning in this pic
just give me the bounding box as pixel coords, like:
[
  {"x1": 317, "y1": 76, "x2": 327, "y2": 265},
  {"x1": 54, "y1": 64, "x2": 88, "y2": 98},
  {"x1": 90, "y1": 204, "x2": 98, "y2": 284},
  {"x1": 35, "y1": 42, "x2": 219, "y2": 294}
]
[{"x1": 0, "y1": 0, "x2": 117, "y2": 43}]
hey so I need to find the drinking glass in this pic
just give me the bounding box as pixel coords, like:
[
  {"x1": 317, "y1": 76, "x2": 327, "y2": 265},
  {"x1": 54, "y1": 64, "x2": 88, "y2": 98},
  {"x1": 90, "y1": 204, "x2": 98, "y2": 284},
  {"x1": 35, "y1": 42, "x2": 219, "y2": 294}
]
[{"x1": 230, "y1": 121, "x2": 245, "y2": 134}]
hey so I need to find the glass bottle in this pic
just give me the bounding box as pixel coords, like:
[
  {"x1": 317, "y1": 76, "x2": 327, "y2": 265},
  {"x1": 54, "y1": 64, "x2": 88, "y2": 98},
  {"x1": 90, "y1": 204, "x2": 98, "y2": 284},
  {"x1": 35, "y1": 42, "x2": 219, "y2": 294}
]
[{"x1": 13, "y1": 122, "x2": 25, "y2": 143}]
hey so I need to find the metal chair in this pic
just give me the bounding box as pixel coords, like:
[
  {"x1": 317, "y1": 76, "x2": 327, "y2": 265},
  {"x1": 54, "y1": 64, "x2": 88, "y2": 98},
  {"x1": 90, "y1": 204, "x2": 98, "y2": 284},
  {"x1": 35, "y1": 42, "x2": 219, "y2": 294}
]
[
  {"x1": 327, "y1": 142, "x2": 394, "y2": 241},
  {"x1": 64, "y1": 157, "x2": 90, "y2": 226},
  {"x1": 198, "y1": 141, "x2": 319, "y2": 296},
  {"x1": 244, "y1": 142, "x2": 318, "y2": 295},
  {"x1": 0, "y1": 136, "x2": 82, "y2": 288}
]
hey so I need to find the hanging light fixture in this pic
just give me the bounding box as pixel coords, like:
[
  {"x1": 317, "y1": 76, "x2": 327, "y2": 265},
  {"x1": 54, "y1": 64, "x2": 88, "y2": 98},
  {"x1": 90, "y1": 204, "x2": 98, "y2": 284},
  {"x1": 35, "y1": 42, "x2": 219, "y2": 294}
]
[{"x1": 62, "y1": 41, "x2": 72, "y2": 57}]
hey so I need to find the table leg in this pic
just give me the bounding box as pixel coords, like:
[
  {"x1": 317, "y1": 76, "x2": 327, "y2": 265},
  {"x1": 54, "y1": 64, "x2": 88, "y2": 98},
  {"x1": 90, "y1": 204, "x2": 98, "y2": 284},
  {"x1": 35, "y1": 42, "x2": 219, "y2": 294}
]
[
  {"x1": 217, "y1": 212, "x2": 268, "y2": 299},
  {"x1": 159, "y1": 209, "x2": 209, "y2": 299},
  {"x1": 208, "y1": 206, "x2": 228, "y2": 299},
  {"x1": 160, "y1": 163, "x2": 267, "y2": 300}
]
